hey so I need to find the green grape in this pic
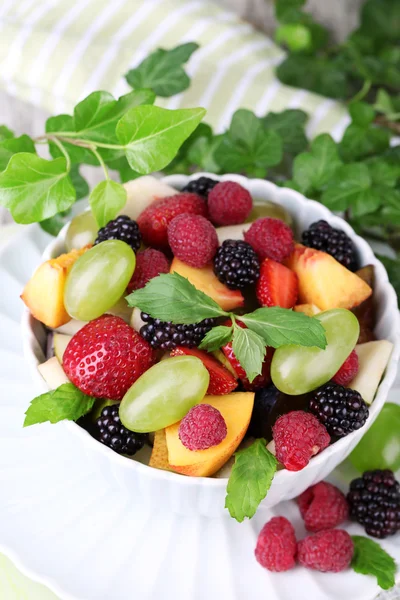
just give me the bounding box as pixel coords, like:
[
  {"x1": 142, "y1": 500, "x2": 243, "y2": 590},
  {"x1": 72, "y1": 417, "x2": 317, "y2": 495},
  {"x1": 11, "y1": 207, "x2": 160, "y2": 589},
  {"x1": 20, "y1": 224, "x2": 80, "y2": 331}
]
[
  {"x1": 119, "y1": 356, "x2": 210, "y2": 432},
  {"x1": 65, "y1": 211, "x2": 98, "y2": 251},
  {"x1": 64, "y1": 240, "x2": 135, "y2": 321},
  {"x1": 349, "y1": 403, "x2": 400, "y2": 473},
  {"x1": 271, "y1": 309, "x2": 360, "y2": 395}
]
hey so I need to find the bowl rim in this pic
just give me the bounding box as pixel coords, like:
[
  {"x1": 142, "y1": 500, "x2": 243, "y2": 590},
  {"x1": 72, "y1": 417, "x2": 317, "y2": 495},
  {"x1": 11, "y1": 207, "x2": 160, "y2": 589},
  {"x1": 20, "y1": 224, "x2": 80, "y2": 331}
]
[{"x1": 21, "y1": 172, "x2": 400, "y2": 490}]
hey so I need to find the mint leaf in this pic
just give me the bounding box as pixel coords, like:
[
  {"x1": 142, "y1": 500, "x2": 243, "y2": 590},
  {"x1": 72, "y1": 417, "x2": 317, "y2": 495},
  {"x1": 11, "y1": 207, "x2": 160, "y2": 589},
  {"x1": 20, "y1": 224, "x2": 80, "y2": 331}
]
[
  {"x1": 0, "y1": 134, "x2": 36, "y2": 171},
  {"x1": 89, "y1": 179, "x2": 127, "y2": 228},
  {"x1": 239, "y1": 307, "x2": 327, "y2": 349},
  {"x1": 349, "y1": 101, "x2": 376, "y2": 126},
  {"x1": 116, "y1": 105, "x2": 206, "y2": 174},
  {"x1": 225, "y1": 439, "x2": 277, "y2": 521},
  {"x1": 339, "y1": 123, "x2": 390, "y2": 162},
  {"x1": 367, "y1": 158, "x2": 400, "y2": 188},
  {"x1": 262, "y1": 109, "x2": 308, "y2": 154},
  {"x1": 0, "y1": 125, "x2": 14, "y2": 141},
  {"x1": 232, "y1": 325, "x2": 266, "y2": 383},
  {"x1": 24, "y1": 383, "x2": 95, "y2": 427},
  {"x1": 199, "y1": 325, "x2": 233, "y2": 352},
  {"x1": 351, "y1": 535, "x2": 396, "y2": 590},
  {"x1": 0, "y1": 153, "x2": 75, "y2": 224},
  {"x1": 321, "y1": 163, "x2": 381, "y2": 216},
  {"x1": 70, "y1": 165, "x2": 89, "y2": 200},
  {"x1": 126, "y1": 272, "x2": 226, "y2": 323},
  {"x1": 293, "y1": 133, "x2": 342, "y2": 195},
  {"x1": 125, "y1": 42, "x2": 198, "y2": 97}
]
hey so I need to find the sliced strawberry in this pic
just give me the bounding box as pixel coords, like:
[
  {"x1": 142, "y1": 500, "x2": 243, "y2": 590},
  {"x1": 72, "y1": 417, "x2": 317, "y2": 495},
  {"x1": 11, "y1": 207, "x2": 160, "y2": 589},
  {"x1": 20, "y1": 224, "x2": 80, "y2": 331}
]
[
  {"x1": 170, "y1": 347, "x2": 238, "y2": 395},
  {"x1": 256, "y1": 258, "x2": 298, "y2": 308}
]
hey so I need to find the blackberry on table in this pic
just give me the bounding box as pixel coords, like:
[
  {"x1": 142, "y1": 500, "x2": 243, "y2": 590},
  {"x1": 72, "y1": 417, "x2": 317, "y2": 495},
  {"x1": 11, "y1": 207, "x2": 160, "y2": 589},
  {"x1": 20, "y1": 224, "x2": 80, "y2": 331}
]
[
  {"x1": 96, "y1": 404, "x2": 147, "y2": 455},
  {"x1": 309, "y1": 382, "x2": 369, "y2": 438},
  {"x1": 140, "y1": 313, "x2": 217, "y2": 350},
  {"x1": 94, "y1": 215, "x2": 142, "y2": 252},
  {"x1": 302, "y1": 220, "x2": 357, "y2": 271},
  {"x1": 214, "y1": 239, "x2": 260, "y2": 289},
  {"x1": 182, "y1": 176, "x2": 218, "y2": 199},
  {"x1": 348, "y1": 470, "x2": 400, "y2": 538}
]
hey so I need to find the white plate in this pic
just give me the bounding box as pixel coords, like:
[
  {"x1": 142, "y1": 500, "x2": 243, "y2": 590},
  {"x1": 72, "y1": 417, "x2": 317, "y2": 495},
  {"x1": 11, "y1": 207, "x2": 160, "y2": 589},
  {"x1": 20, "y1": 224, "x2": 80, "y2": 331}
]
[{"x1": 0, "y1": 216, "x2": 399, "y2": 600}]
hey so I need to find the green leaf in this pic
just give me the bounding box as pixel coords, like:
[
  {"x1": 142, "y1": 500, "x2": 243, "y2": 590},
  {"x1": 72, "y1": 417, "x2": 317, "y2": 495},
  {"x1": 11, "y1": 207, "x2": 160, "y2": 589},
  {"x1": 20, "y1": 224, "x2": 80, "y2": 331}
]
[
  {"x1": 239, "y1": 307, "x2": 327, "y2": 349},
  {"x1": 367, "y1": 158, "x2": 400, "y2": 188},
  {"x1": 126, "y1": 272, "x2": 226, "y2": 323},
  {"x1": 340, "y1": 123, "x2": 390, "y2": 162},
  {"x1": 232, "y1": 325, "x2": 266, "y2": 383},
  {"x1": 89, "y1": 179, "x2": 127, "y2": 228},
  {"x1": 39, "y1": 210, "x2": 72, "y2": 236},
  {"x1": 275, "y1": 0, "x2": 305, "y2": 23},
  {"x1": 125, "y1": 42, "x2": 199, "y2": 97},
  {"x1": 293, "y1": 133, "x2": 342, "y2": 195},
  {"x1": 46, "y1": 114, "x2": 98, "y2": 165},
  {"x1": 351, "y1": 535, "x2": 396, "y2": 590},
  {"x1": 116, "y1": 105, "x2": 206, "y2": 174},
  {"x1": 0, "y1": 135, "x2": 36, "y2": 171},
  {"x1": 225, "y1": 439, "x2": 277, "y2": 521},
  {"x1": 276, "y1": 55, "x2": 349, "y2": 99},
  {"x1": 198, "y1": 325, "x2": 233, "y2": 352},
  {"x1": 0, "y1": 125, "x2": 14, "y2": 141},
  {"x1": 349, "y1": 101, "x2": 376, "y2": 126},
  {"x1": 215, "y1": 109, "x2": 283, "y2": 174},
  {"x1": 262, "y1": 109, "x2": 308, "y2": 155},
  {"x1": 321, "y1": 163, "x2": 381, "y2": 216},
  {"x1": 24, "y1": 383, "x2": 96, "y2": 427},
  {"x1": 376, "y1": 254, "x2": 400, "y2": 301},
  {"x1": 374, "y1": 88, "x2": 396, "y2": 116},
  {"x1": 69, "y1": 164, "x2": 89, "y2": 200},
  {"x1": 0, "y1": 153, "x2": 76, "y2": 224},
  {"x1": 360, "y1": 0, "x2": 400, "y2": 42}
]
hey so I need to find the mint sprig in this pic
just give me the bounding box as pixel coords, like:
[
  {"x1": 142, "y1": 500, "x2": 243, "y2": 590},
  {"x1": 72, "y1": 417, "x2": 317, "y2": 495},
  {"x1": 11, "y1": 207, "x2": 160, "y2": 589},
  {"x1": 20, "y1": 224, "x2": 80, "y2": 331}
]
[
  {"x1": 351, "y1": 535, "x2": 397, "y2": 590},
  {"x1": 24, "y1": 383, "x2": 95, "y2": 427}
]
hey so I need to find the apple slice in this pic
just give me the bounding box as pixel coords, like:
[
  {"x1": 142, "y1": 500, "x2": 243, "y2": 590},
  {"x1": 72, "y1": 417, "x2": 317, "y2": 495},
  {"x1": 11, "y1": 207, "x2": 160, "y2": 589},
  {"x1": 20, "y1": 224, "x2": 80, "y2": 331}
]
[
  {"x1": 54, "y1": 319, "x2": 87, "y2": 335},
  {"x1": 54, "y1": 333, "x2": 72, "y2": 363},
  {"x1": 130, "y1": 306, "x2": 146, "y2": 333},
  {"x1": 349, "y1": 340, "x2": 394, "y2": 404},
  {"x1": 294, "y1": 303, "x2": 321, "y2": 316},
  {"x1": 38, "y1": 356, "x2": 70, "y2": 389},
  {"x1": 149, "y1": 429, "x2": 173, "y2": 471},
  {"x1": 216, "y1": 223, "x2": 252, "y2": 245},
  {"x1": 120, "y1": 176, "x2": 178, "y2": 221},
  {"x1": 165, "y1": 392, "x2": 254, "y2": 477}
]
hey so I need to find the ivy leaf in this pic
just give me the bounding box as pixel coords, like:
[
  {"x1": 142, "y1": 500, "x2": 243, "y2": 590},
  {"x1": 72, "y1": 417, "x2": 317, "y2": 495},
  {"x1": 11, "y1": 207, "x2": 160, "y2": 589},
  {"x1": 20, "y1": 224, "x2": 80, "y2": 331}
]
[
  {"x1": 108, "y1": 155, "x2": 141, "y2": 183},
  {"x1": 377, "y1": 254, "x2": 400, "y2": 301},
  {"x1": 374, "y1": 88, "x2": 397, "y2": 117},
  {"x1": 0, "y1": 135, "x2": 36, "y2": 171},
  {"x1": 321, "y1": 163, "x2": 381, "y2": 216},
  {"x1": 116, "y1": 105, "x2": 206, "y2": 174},
  {"x1": 277, "y1": 55, "x2": 349, "y2": 99},
  {"x1": 349, "y1": 101, "x2": 376, "y2": 127},
  {"x1": 339, "y1": 123, "x2": 390, "y2": 162},
  {"x1": 89, "y1": 179, "x2": 127, "y2": 228},
  {"x1": 292, "y1": 133, "x2": 342, "y2": 195},
  {"x1": 351, "y1": 535, "x2": 396, "y2": 590},
  {"x1": 360, "y1": 0, "x2": 400, "y2": 42},
  {"x1": 225, "y1": 439, "x2": 278, "y2": 521},
  {"x1": 24, "y1": 383, "x2": 95, "y2": 427},
  {"x1": 125, "y1": 42, "x2": 199, "y2": 97},
  {"x1": 69, "y1": 164, "x2": 89, "y2": 200},
  {"x1": 275, "y1": 0, "x2": 305, "y2": 23},
  {"x1": 262, "y1": 109, "x2": 308, "y2": 154},
  {"x1": 367, "y1": 158, "x2": 400, "y2": 188},
  {"x1": 232, "y1": 325, "x2": 266, "y2": 383},
  {"x1": 0, "y1": 153, "x2": 75, "y2": 224},
  {"x1": 40, "y1": 210, "x2": 72, "y2": 236},
  {"x1": 46, "y1": 114, "x2": 98, "y2": 165},
  {"x1": 0, "y1": 125, "x2": 14, "y2": 141},
  {"x1": 198, "y1": 325, "x2": 233, "y2": 352}
]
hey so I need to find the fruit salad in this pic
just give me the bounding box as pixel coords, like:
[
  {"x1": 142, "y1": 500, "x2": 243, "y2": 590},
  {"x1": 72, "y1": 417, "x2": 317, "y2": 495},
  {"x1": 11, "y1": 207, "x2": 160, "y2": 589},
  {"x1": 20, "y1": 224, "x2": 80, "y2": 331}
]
[{"x1": 22, "y1": 175, "x2": 394, "y2": 515}]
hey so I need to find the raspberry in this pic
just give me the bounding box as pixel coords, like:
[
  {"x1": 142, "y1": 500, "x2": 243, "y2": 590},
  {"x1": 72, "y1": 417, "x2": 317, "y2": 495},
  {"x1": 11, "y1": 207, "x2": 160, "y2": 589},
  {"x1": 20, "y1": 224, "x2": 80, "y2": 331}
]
[
  {"x1": 168, "y1": 213, "x2": 218, "y2": 268},
  {"x1": 127, "y1": 248, "x2": 169, "y2": 292},
  {"x1": 297, "y1": 482, "x2": 349, "y2": 532},
  {"x1": 182, "y1": 176, "x2": 218, "y2": 199},
  {"x1": 297, "y1": 530, "x2": 354, "y2": 572},
  {"x1": 272, "y1": 411, "x2": 330, "y2": 471},
  {"x1": 137, "y1": 193, "x2": 207, "y2": 248},
  {"x1": 95, "y1": 404, "x2": 147, "y2": 455},
  {"x1": 178, "y1": 404, "x2": 227, "y2": 450},
  {"x1": 332, "y1": 349, "x2": 359, "y2": 386},
  {"x1": 244, "y1": 217, "x2": 294, "y2": 262},
  {"x1": 94, "y1": 215, "x2": 141, "y2": 252},
  {"x1": 63, "y1": 315, "x2": 154, "y2": 400},
  {"x1": 302, "y1": 220, "x2": 357, "y2": 271},
  {"x1": 213, "y1": 239, "x2": 260, "y2": 289},
  {"x1": 208, "y1": 181, "x2": 252, "y2": 226},
  {"x1": 255, "y1": 517, "x2": 297, "y2": 572}
]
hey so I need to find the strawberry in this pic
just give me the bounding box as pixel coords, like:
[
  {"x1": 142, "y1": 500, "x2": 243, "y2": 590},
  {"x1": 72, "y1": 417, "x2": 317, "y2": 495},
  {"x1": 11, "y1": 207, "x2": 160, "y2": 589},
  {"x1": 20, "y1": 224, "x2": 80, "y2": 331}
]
[
  {"x1": 170, "y1": 347, "x2": 238, "y2": 395},
  {"x1": 137, "y1": 193, "x2": 207, "y2": 248},
  {"x1": 256, "y1": 258, "x2": 298, "y2": 308},
  {"x1": 63, "y1": 315, "x2": 155, "y2": 400}
]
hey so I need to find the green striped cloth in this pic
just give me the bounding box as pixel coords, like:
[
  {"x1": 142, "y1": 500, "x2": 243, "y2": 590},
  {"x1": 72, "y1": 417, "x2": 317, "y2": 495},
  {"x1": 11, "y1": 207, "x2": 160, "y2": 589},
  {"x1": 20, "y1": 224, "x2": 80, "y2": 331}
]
[{"x1": 0, "y1": 1, "x2": 352, "y2": 597}]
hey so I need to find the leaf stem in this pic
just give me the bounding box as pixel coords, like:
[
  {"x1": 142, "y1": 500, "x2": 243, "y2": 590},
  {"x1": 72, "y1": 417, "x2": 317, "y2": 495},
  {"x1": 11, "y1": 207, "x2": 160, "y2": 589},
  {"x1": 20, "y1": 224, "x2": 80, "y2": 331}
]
[
  {"x1": 49, "y1": 137, "x2": 71, "y2": 172},
  {"x1": 89, "y1": 145, "x2": 110, "y2": 180},
  {"x1": 349, "y1": 79, "x2": 371, "y2": 104},
  {"x1": 34, "y1": 133, "x2": 125, "y2": 151}
]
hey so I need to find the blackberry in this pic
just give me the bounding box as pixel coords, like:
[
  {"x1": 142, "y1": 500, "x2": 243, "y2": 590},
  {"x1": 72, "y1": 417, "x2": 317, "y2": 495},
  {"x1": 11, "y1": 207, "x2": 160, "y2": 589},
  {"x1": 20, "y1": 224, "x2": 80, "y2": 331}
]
[
  {"x1": 348, "y1": 470, "x2": 400, "y2": 538},
  {"x1": 309, "y1": 382, "x2": 369, "y2": 438},
  {"x1": 140, "y1": 313, "x2": 217, "y2": 350},
  {"x1": 96, "y1": 404, "x2": 147, "y2": 455},
  {"x1": 94, "y1": 215, "x2": 142, "y2": 252},
  {"x1": 214, "y1": 239, "x2": 260, "y2": 289},
  {"x1": 182, "y1": 176, "x2": 218, "y2": 199},
  {"x1": 302, "y1": 220, "x2": 357, "y2": 271}
]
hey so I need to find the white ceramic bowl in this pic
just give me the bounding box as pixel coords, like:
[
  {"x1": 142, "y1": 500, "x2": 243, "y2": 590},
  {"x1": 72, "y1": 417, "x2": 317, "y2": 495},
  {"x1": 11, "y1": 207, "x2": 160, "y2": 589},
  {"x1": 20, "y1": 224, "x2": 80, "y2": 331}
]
[{"x1": 22, "y1": 173, "x2": 400, "y2": 518}]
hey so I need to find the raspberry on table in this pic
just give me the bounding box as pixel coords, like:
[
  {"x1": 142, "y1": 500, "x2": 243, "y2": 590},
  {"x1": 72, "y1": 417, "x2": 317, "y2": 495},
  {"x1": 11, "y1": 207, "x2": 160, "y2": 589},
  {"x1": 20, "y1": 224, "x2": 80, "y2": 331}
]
[
  {"x1": 297, "y1": 529, "x2": 354, "y2": 572},
  {"x1": 95, "y1": 404, "x2": 147, "y2": 455},
  {"x1": 182, "y1": 176, "x2": 218, "y2": 199},
  {"x1": 302, "y1": 220, "x2": 358, "y2": 271},
  {"x1": 178, "y1": 404, "x2": 227, "y2": 450},
  {"x1": 347, "y1": 469, "x2": 400, "y2": 538},
  {"x1": 94, "y1": 215, "x2": 142, "y2": 252},
  {"x1": 208, "y1": 181, "x2": 253, "y2": 226},
  {"x1": 297, "y1": 482, "x2": 349, "y2": 532},
  {"x1": 272, "y1": 411, "x2": 330, "y2": 471},
  {"x1": 309, "y1": 382, "x2": 369, "y2": 438},
  {"x1": 139, "y1": 313, "x2": 217, "y2": 350},
  {"x1": 127, "y1": 248, "x2": 169, "y2": 292},
  {"x1": 244, "y1": 217, "x2": 294, "y2": 262},
  {"x1": 213, "y1": 239, "x2": 260, "y2": 289},
  {"x1": 168, "y1": 213, "x2": 218, "y2": 268},
  {"x1": 255, "y1": 516, "x2": 297, "y2": 572},
  {"x1": 332, "y1": 349, "x2": 359, "y2": 386}
]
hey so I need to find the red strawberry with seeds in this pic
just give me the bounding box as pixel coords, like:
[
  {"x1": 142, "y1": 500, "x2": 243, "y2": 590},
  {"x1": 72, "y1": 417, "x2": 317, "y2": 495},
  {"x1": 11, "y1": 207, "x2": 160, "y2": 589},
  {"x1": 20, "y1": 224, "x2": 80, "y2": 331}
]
[
  {"x1": 137, "y1": 193, "x2": 207, "y2": 248},
  {"x1": 63, "y1": 315, "x2": 155, "y2": 400},
  {"x1": 256, "y1": 258, "x2": 298, "y2": 308},
  {"x1": 170, "y1": 347, "x2": 238, "y2": 395}
]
